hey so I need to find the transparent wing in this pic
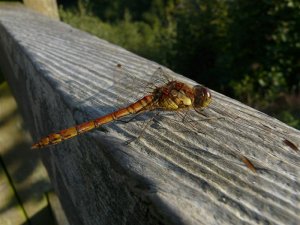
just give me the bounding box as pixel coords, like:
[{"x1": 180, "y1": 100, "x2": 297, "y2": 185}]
[
  {"x1": 72, "y1": 63, "x2": 174, "y2": 118},
  {"x1": 111, "y1": 64, "x2": 172, "y2": 106}
]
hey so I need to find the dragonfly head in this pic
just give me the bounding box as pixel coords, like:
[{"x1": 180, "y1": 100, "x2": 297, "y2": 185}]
[{"x1": 193, "y1": 85, "x2": 212, "y2": 112}]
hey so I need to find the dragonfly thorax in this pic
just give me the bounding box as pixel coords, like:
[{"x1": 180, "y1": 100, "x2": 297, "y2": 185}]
[
  {"x1": 171, "y1": 89, "x2": 192, "y2": 106},
  {"x1": 153, "y1": 81, "x2": 194, "y2": 110}
]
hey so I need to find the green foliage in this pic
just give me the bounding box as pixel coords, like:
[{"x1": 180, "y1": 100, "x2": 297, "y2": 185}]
[
  {"x1": 59, "y1": 0, "x2": 300, "y2": 129},
  {"x1": 277, "y1": 110, "x2": 300, "y2": 129},
  {"x1": 226, "y1": 0, "x2": 300, "y2": 107},
  {"x1": 59, "y1": 2, "x2": 176, "y2": 65},
  {"x1": 171, "y1": 0, "x2": 230, "y2": 90},
  {"x1": 231, "y1": 67, "x2": 287, "y2": 107}
]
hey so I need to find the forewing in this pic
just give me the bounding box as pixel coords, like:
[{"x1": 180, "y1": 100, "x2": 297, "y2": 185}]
[{"x1": 110, "y1": 64, "x2": 172, "y2": 107}]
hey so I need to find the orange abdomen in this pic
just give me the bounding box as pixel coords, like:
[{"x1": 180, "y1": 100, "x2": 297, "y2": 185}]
[{"x1": 31, "y1": 95, "x2": 154, "y2": 149}]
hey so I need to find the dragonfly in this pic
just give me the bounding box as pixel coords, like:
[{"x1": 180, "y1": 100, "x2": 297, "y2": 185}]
[{"x1": 31, "y1": 67, "x2": 212, "y2": 149}]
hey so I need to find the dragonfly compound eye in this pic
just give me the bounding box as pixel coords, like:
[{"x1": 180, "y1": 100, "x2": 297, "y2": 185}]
[{"x1": 193, "y1": 85, "x2": 212, "y2": 110}]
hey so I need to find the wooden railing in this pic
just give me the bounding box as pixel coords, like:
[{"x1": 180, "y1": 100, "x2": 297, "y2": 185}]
[{"x1": 0, "y1": 3, "x2": 299, "y2": 225}]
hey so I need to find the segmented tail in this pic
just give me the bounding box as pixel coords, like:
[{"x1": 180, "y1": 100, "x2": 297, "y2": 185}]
[{"x1": 31, "y1": 95, "x2": 153, "y2": 149}]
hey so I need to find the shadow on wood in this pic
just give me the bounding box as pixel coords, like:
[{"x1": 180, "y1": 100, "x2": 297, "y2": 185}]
[{"x1": 0, "y1": 82, "x2": 55, "y2": 225}]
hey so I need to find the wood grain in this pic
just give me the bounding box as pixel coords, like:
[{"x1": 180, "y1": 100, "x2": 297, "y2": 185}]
[{"x1": 0, "y1": 4, "x2": 299, "y2": 225}]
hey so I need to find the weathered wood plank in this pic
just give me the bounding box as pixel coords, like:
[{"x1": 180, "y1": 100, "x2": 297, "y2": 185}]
[
  {"x1": 47, "y1": 191, "x2": 70, "y2": 225},
  {"x1": 0, "y1": 82, "x2": 53, "y2": 224},
  {"x1": 0, "y1": 4, "x2": 299, "y2": 225},
  {"x1": 0, "y1": 157, "x2": 28, "y2": 225},
  {"x1": 24, "y1": 0, "x2": 59, "y2": 20}
]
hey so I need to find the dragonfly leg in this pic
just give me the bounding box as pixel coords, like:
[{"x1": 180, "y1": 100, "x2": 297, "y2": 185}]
[
  {"x1": 125, "y1": 112, "x2": 160, "y2": 145},
  {"x1": 118, "y1": 112, "x2": 143, "y2": 123},
  {"x1": 183, "y1": 111, "x2": 225, "y2": 123}
]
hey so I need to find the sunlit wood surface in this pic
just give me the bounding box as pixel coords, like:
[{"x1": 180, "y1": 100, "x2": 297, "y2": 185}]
[
  {"x1": 0, "y1": 82, "x2": 54, "y2": 225},
  {"x1": 23, "y1": 0, "x2": 59, "y2": 20},
  {"x1": 0, "y1": 4, "x2": 299, "y2": 225}
]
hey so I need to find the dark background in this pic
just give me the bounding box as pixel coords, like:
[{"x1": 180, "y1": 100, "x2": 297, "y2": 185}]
[{"x1": 1, "y1": 0, "x2": 300, "y2": 128}]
